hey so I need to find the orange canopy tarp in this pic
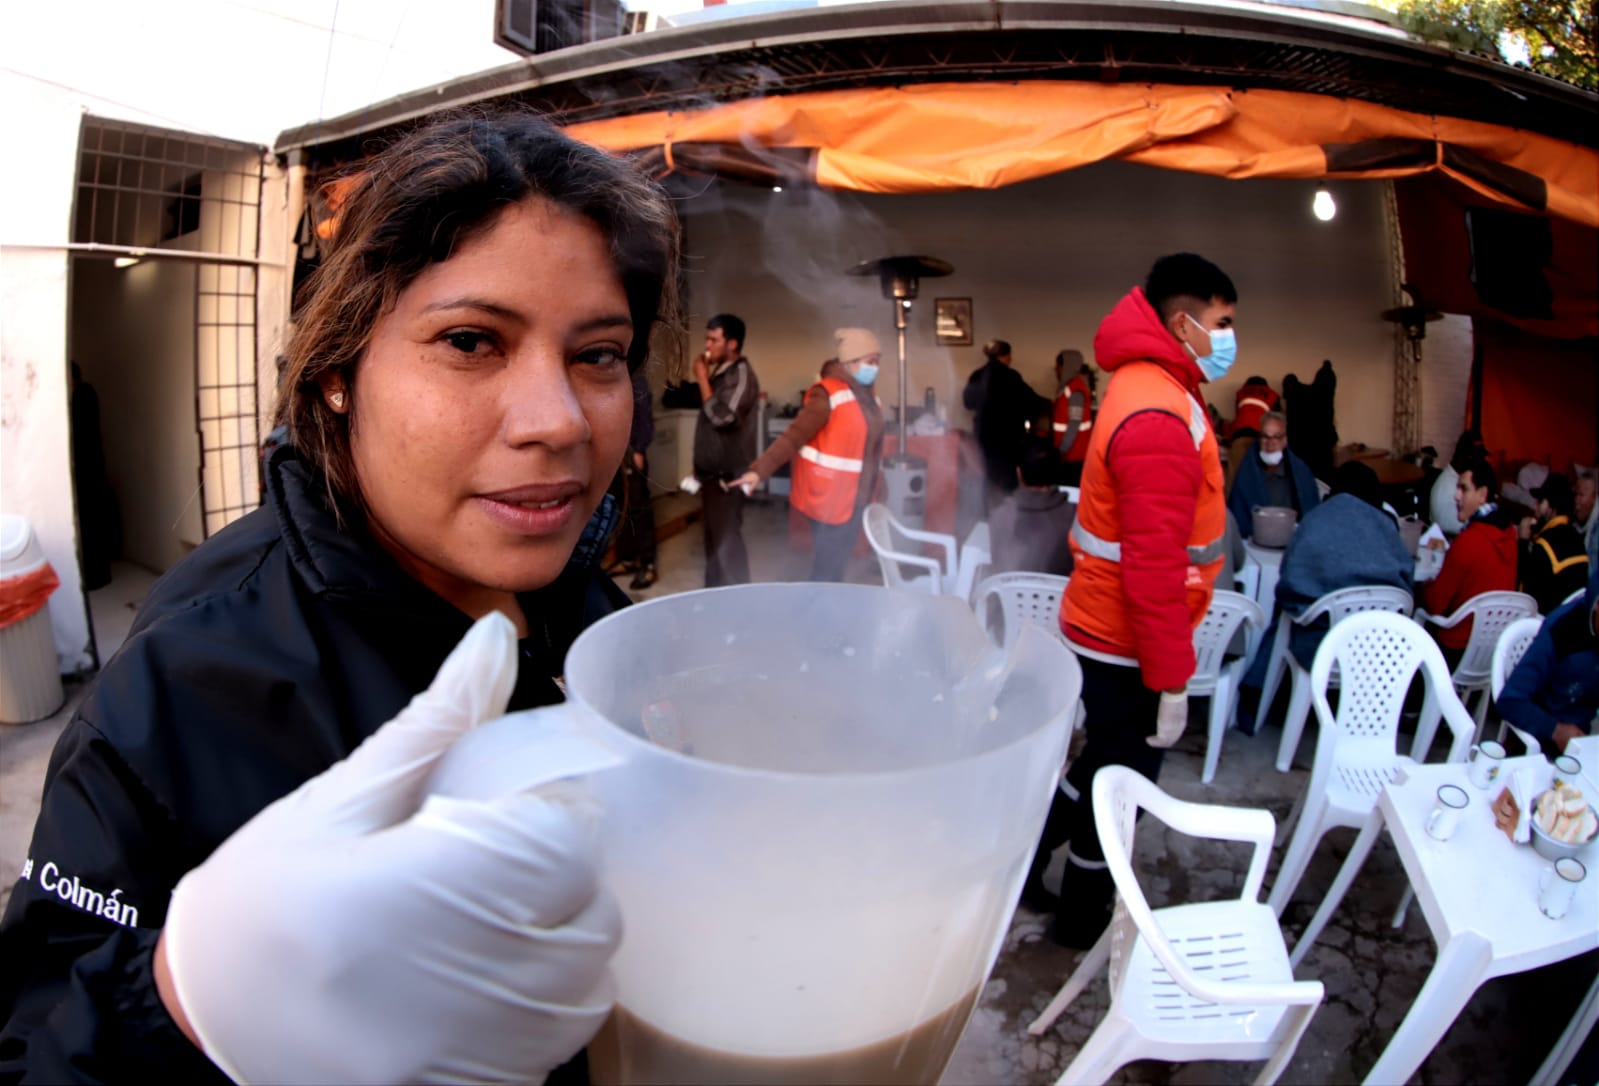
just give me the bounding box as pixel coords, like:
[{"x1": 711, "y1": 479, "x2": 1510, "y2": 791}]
[{"x1": 564, "y1": 82, "x2": 1599, "y2": 228}]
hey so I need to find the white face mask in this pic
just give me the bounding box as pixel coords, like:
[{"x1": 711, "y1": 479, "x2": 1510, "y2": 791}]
[{"x1": 1259, "y1": 448, "x2": 1284, "y2": 466}]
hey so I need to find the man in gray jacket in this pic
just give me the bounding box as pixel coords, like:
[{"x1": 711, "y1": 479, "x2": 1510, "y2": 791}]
[{"x1": 693, "y1": 314, "x2": 761, "y2": 586}]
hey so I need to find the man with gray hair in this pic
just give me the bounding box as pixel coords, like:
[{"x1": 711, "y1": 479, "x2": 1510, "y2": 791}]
[{"x1": 1227, "y1": 409, "x2": 1321, "y2": 541}]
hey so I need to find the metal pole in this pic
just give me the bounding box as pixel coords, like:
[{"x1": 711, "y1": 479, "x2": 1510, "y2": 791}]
[{"x1": 896, "y1": 298, "x2": 909, "y2": 439}]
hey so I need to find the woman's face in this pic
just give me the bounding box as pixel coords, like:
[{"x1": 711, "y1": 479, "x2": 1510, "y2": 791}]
[{"x1": 343, "y1": 196, "x2": 634, "y2": 615}]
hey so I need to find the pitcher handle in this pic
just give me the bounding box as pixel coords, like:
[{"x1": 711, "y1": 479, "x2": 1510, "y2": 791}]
[{"x1": 427, "y1": 704, "x2": 624, "y2": 802}]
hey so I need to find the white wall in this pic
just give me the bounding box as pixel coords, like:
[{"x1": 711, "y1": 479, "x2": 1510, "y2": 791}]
[
  {"x1": 71, "y1": 257, "x2": 202, "y2": 572},
  {"x1": 1419, "y1": 313, "x2": 1474, "y2": 457},
  {"x1": 0, "y1": 72, "x2": 92, "y2": 671},
  {"x1": 678, "y1": 161, "x2": 1399, "y2": 448}
]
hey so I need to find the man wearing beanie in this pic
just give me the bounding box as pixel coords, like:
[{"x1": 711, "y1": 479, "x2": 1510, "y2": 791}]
[
  {"x1": 1517, "y1": 472, "x2": 1590, "y2": 615},
  {"x1": 735, "y1": 329, "x2": 886, "y2": 581}
]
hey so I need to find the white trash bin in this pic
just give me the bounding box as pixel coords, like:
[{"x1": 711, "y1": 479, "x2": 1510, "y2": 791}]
[{"x1": 0, "y1": 514, "x2": 66, "y2": 723}]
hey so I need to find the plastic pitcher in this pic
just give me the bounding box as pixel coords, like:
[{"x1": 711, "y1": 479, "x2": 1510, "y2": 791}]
[{"x1": 429, "y1": 583, "x2": 1078, "y2": 1085}]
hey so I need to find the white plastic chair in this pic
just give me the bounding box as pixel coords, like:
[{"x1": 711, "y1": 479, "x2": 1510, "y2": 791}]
[
  {"x1": 1414, "y1": 590, "x2": 1538, "y2": 750},
  {"x1": 1254, "y1": 585, "x2": 1414, "y2": 772},
  {"x1": 1028, "y1": 767, "x2": 1324, "y2": 1086},
  {"x1": 862, "y1": 503, "x2": 957, "y2": 596},
  {"x1": 1234, "y1": 556, "x2": 1262, "y2": 603},
  {"x1": 972, "y1": 572, "x2": 1069, "y2": 650},
  {"x1": 1266, "y1": 612, "x2": 1475, "y2": 916},
  {"x1": 1190, "y1": 590, "x2": 1267, "y2": 785},
  {"x1": 1490, "y1": 616, "x2": 1544, "y2": 752}
]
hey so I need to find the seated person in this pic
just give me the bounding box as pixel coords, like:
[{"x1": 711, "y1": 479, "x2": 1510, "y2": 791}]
[
  {"x1": 988, "y1": 436, "x2": 1075, "y2": 577},
  {"x1": 1423, "y1": 455, "x2": 1518, "y2": 664},
  {"x1": 1275, "y1": 460, "x2": 1414, "y2": 669},
  {"x1": 1429, "y1": 428, "x2": 1484, "y2": 538},
  {"x1": 1228, "y1": 410, "x2": 1320, "y2": 540},
  {"x1": 1518, "y1": 471, "x2": 1590, "y2": 615},
  {"x1": 1498, "y1": 570, "x2": 1599, "y2": 757}
]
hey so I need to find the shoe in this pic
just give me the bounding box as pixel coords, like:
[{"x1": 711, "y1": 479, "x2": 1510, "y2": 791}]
[
  {"x1": 1019, "y1": 878, "x2": 1059, "y2": 914},
  {"x1": 1045, "y1": 907, "x2": 1110, "y2": 949},
  {"x1": 629, "y1": 566, "x2": 658, "y2": 589}
]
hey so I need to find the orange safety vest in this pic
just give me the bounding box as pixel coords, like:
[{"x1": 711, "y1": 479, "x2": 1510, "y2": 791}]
[
  {"x1": 1052, "y1": 375, "x2": 1095, "y2": 462},
  {"x1": 791, "y1": 376, "x2": 870, "y2": 526},
  {"x1": 1062, "y1": 361, "x2": 1227, "y2": 656},
  {"x1": 1232, "y1": 383, "x2": 1278, "y2": 436}
]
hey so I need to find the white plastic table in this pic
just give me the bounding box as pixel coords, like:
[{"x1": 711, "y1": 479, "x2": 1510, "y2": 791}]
[
  {"x1": 952, "y1": 521, "x2": 991, "y2": 602},
  {"x1": 1289, "y1": 758, "x2": 1599, "y2": 1085}
]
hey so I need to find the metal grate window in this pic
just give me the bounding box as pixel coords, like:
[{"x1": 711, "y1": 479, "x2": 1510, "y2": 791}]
[
  {"x1": 197, "y1": 264, "x2": 260, "y2": 535},
  {"x1": 74, "y1": 118, "x2": 265, "y2": 538}
]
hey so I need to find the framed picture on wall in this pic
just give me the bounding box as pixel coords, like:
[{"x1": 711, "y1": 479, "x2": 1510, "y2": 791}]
[{"x1": 934, "y1": 297, "x2": 973, "y2": 346}]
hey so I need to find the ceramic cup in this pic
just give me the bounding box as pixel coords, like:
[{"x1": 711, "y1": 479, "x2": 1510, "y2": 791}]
[
  {"x1": 1468, "y1": 740, "x2": 1507, "y2": 790},
  {"x1": 1538, "y1": 857, "x2": 1585, "y2": 920},
  {"x1": 1426, "y1": 784, "x2": 1469, "y2": 842}
]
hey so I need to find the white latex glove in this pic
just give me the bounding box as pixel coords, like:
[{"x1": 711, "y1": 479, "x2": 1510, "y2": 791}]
[
  {"x1": 162, "y1": 613, "x2": 620, "y2": 1085},
  {"x1": 1148, "y1": 690, "x2": 1188, "y2": 748}
]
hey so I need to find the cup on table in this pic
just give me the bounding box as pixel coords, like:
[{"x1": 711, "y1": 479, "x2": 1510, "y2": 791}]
[
  {"x1": 1426, "y1": 784, "x2": 1469, "y2": 842},
  {"x1": 1538, "y1": 857, "x2": 1586, "y2": 920},
  {"x1": 1467, "y1": 740, "x2": 1507, "y2": 790},
  {"x1": 1553, "y1": 754, "x2": 1581, "y2": 779}
]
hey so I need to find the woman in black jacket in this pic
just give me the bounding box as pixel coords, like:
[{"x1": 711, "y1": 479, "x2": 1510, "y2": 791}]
[{"x1": 0, "y1": 110, "x2": 680, "y2": 1083}]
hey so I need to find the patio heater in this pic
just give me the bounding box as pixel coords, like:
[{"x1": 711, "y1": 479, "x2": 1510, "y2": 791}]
[{"x1": 847, "y1": 255, "x2": 954, "y2": 529}]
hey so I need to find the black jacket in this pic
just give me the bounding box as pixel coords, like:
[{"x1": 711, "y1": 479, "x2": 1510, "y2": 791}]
[
  {"x1": 0, "y1": 448, "x2": 627, "y2": 1083},
  {"x1": 692, "y1": 356, "x2": 760, "y2": 480},
  {"x1": 962, "y1": 360, "x2": 1050, "y2": 490}
]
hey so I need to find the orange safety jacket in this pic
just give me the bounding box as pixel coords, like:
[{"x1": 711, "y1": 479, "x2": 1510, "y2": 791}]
[
  {"x1": 1063, "y1": 361, "x2": 1227, "y2": 664},
  {"x1": 1052, "y1": 375, "x2": 1095, "y2": 462},
  {"x1": 791, "y1": 376, "x2": 870, "y2": 525},
  {"x1": 1232, "y1": 383, "x2": 1279, "y2": 437}
]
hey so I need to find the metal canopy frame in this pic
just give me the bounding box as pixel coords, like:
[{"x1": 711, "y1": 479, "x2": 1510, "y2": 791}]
[{"x1": 275, "y1": 0, "x2": 1597, "y2": 169}]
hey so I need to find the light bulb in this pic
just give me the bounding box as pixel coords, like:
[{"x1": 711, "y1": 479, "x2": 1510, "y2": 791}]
[
  {"x1": 772, "y1": 185, "x2": 783, "y2": 193},
  {"x1": 1312, "y1": 186, "x2": 1336, "y2": 222}
]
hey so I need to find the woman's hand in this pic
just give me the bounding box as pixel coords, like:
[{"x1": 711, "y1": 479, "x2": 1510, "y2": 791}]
[
  {"x1": 158, "y1": 615, "x2": 619, "y2": 1084},
  {"x1": 731, "y1": 470, "x2": 761, "y2": 495}
]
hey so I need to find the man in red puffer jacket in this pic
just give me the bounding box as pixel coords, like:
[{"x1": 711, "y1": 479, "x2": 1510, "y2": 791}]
[
  {"x1": 1025, "y1": 254, "x2": 1234, "y2": 948},
  {"x1": 1423, "y1": 454, "x2": 1519, "y2": 665}
]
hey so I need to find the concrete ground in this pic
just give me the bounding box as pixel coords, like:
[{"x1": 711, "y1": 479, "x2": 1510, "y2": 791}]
[{"x1": 3, "y1": 502, "x2": 1595, "y2": 1084}]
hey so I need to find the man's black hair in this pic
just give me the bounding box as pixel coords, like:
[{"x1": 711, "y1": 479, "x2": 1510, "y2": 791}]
[
  {"x1": 984, "y1": 339, "x2": 1012, "y2": 361},
  {"x1": 1330, "y1": 460, "x2": 1382, "y2": 510},
  {"x1": 707, "y1": 314, "x2": 746, "y2": 351},
  {"x1": 1144, "y1": 253, "x2": 1237, "y2": 323},
  {"x1": 1451, "y1": 428, "x2": 1485, "y2": 470},
  {"x1": 1019, "y1": 436, "x2": 1061, "y2": 487},
  {"x1": 1459, "y1": 454, "x2": 1499, "y2": 501}
]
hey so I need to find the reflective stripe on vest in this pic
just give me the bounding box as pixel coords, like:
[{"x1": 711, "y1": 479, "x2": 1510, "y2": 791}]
[
  {"x1": 798, "y1": 445, "x2": 864, "y2": 473},
  {"x1": 1071, "y1": 511, "x2": 1226, "y2": 567},
  {"x1": 1237, "y1": 396, "x2": 1273, "y2": 412},
  {"x1": 1053, "y1": 419, "x2": 1094, "y2": 433},
  {"x1": 828, "y1": 389, "x2": 856, "y2": 409}
]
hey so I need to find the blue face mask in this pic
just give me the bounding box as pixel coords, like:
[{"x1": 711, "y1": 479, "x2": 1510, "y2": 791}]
[
  {"x1": 853, "y1": 363, "x2": 879, "y2": 387},
  {"x1": 1191, "y1": 323, "x2": 1237, "y2": 382}
]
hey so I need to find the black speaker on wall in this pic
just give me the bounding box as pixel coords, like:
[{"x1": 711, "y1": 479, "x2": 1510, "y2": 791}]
[
  {"x1": 495, "y1": 0, "x2": 625, "y2": 55},
  {"x1": 1465, "y1": 207, "x2": 1554, "y2": 320}
]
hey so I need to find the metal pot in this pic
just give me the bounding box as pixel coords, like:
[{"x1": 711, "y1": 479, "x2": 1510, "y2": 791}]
[{"x1": 1251, "y1": 506, "x2": 1298, "y2": 548}]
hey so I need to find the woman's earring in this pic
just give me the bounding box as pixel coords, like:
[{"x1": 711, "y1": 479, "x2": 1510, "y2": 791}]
[{"x1": 330, "y1": 391, "x2": 346, "y2": 410}]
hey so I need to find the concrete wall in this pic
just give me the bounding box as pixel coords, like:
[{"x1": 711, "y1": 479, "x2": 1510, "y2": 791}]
[
  {"x1": 677, "y1": 161, "x2": 1399, "y2": 448},
  {"x1": 70, "y1": 257, "x2": 201, "y2": 572},
  {"x1": 0, "y1": 72, "x2": 92, "y2": 671}
]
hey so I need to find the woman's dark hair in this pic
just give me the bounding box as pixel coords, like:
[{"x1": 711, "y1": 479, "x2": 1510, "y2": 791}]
[
  {"x1": 983, "y1": 339, "x2": 1012, "y2": 361},
  {"x1": 277, "y1": 109, "x2": 682, "y2": 520}
]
